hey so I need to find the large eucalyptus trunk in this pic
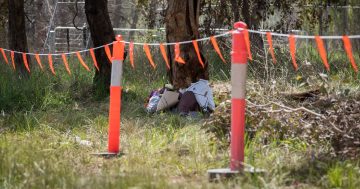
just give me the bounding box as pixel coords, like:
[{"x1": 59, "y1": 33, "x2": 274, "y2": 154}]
[
  {"x1": 85, "y1": 0, "x2": 115, "y2": 95},
  {"x1": 8, "y1": 0, "x2": 30, "y2": 77},
  {"x1": 166, "y1": 0, "x2": 208, "y2": 89}
]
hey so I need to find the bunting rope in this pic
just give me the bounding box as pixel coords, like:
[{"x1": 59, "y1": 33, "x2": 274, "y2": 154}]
[
  {"x1": 0, "y1": 31, "x2": 231, "y2": 56},
  {"x1": 1, "y1": 27, "x2": 360, "y2": 74},
  {"x1": 2, "y1": 29, "x2": 360, "y2": 56},
  {"x1": 238, "y1": 28, "x2": 360, "y2": 39}
]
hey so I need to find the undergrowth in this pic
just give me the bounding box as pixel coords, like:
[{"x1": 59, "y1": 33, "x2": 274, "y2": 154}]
[{"x1": 0, "y1": 41, "x2": 359, "y2": 189}]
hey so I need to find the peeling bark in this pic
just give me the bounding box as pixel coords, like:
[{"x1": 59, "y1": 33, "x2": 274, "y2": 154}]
[{"x1": 166, "y1": 0, "x2": 208, "y2": 89}]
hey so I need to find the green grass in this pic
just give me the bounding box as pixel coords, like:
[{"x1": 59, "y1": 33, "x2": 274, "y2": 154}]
[{"x1": 0, "y1": 48, "x2": 360, "y2": 188}]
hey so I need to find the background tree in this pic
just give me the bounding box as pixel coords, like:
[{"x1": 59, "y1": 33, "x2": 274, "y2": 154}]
[
  {"x1": 166, "y1": 0, "x2": 208, "y2": 89},
  {"x1": 8, "y1": 0, "x2": 30, "y2": 77},
  {"x1": 0, "y1": 0, "x2": 8, "y2": 48},
  {"x1": 85, "y1": 0, "x2": 115, "y2": 95}
]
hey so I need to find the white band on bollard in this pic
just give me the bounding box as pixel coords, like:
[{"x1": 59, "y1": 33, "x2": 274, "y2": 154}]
[
  {"x1": 111, "y1": 60, "x2": 123, "y2": 87},
  {"x1": 231, "y1": 64, "x2": 248, "y2": 99}
]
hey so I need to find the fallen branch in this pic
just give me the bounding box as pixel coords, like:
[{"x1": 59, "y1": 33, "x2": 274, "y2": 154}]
[
  {"x1": 270, "y1": 101, "x2": 325, "y2": 118},
  {"x1": 246, "y1": 99, "x2": 325, "y2": 119}
]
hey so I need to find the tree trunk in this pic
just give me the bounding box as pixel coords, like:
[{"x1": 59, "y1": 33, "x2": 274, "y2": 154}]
[
  {"x1": 0, "y1": 0, "x2": 8, "y2": 48},
  {"x1": 241, "y1": 0, "x2": 265, "y2": 54},
  {"x1": 166, "y1": 0, "x2": 208, "y2": 89},
  {"x1": 344, "y1": 0, "x2": 348, "y2": 35},
  {"x1": 8, "y1": 0, "x2": 30, "y2": 77},
  {"x1": 85, "y1": 0, "x2": 115, "y2": 95},
  {"x1": 148, "y1": 0, "x2": 157, "y2": 29},
  {"x1": 129, "y1": 3, "x2": 141, "y2": 39},
  {"x1": 230, "y1": 0, "x2": 240, "y2": 22}
]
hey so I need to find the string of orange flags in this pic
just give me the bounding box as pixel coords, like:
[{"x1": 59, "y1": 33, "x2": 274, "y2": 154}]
[
  {"x1": 237, "y1": 28, "x2": 360, "y2": 73},
  {"x1": 0, "y1": 29, "x2": 360, "y2": 74}
]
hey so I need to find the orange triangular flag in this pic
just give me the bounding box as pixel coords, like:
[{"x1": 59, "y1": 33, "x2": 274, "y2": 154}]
[
  {"x1": 48, "y1": 54, "x2": 55, "y2": 75},
  {"x1": 104, "y1": 44, "x2": 112, "y2": 63},
  {"x1": 243, "y1": 29, "x2": 253, "y2": 61},
  {"x1": 90, "y1": 49, "x2": 99, "y2": 71},
  {"x1": 315, "y1": 36, "x2": 330, "y2": 71},
  {"x1": 288, "y1": 35, "x2": 298, "y2": 71},
  {"x1": 89, "y1": 49, "x2": 99, "y2": 71},
  {"x1": 35, "y1": 54, "x2": 44, "y2": 70},
  {"x1": 10, "y1": 51, "x2": 15, "y2": 70},
  {"x1": 143, "y1": 43, "x2": 156, "y2": 69},
  {"x1": 159, "y1": 43, "x2": 170, "y2": 70},
  {"x1": 0, "y1": 48, "x2": 8, "y2": 64},
  {"x1": 174, "y1": 43, "x2": 185, "y2": 64},
  {"x1": 22, "y1": 53, "x2": 30, "y2": 72},
  {"x1": 342, "y1": 36, "x2": 358, "y2": 73},
  {"x1": 266, "y1": 32, "x2": 277, "y2": 64},
  {"x1": 129, "y1": 42, "x2": 135, "y2": 69},
  {"x1": 61, "y1": 54, "x2": 71, "y2": 75},
  {"x1": 76, "y1": 52, "x2": 90, "y2": 71},
  {"x1": 192, "y1": 40, "x2": 205, "y2": 68},
  {"x1": 210, "y1": 36, "x2": 226, "y2": 63}
]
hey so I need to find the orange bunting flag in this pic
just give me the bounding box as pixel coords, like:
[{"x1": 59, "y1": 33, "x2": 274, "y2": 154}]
[
  {"x1": 22, "y1": 53, "x2": 31, "y2": 72},
  {"x1": 129, "y1": 42, "x2": 135, "y2": 69},
  {"x1": 266, "y1": 32, "x2": 277, "y2": 64},
  {"x1": 104, "y1": 44, "x2": 112, "y2": 63},
  {"x1": 143, "y1": 44, "x2": 156, "y2": 69},
  {"x1": 10, "y1": 51, "x2": 15, "y2": 70},
  {"x1": 35, "y1": 54, "x2": 44, "y2": 70},
  {"x1": 174, "y1": 43, "x2": 185, "y2": 64},
  {"x1": 342, "y1": 36, "x2": 358, "y2": 73},
  {"x1": 89, "y1": 48, "x2": 99, "y2": 71},
  {"x1": 48, "y1": 54, "x2": 56, "y2": 75},
  {"x1": 315, "y1": 36, "x2": 330, "y2": 71},
  {"x1": 243, "y1": 29, "x2": 253, "y2": 61},
  {"x1": 159, "y1": 43, "x2": 170, "y2": 70},
  {"x1": 76, "y1": 52, "x2": 90, "y2": 71},
  {"x1": 0, "y1": 48, "x2": 8, "y2": 64},
  {"x1": 210, "y1": 36, "x2": 226, "y2": 63},
  {"x1": 288, "y1": 35, "x2": 298, "y2": 71},
  {"x1": 61, "y1": 54, "x2": 71, "y2": 75},
  {"x1": 192, "y1": 40, "x2": 205, "y2": 68}
]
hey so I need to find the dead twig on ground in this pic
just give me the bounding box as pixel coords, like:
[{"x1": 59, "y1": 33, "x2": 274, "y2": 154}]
[{"x1": 246, "y1": 99, "x2": 325, "y2": 118}]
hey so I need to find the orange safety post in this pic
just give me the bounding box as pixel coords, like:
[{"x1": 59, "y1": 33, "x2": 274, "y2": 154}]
[
  {"x1": 207, "y1": 21, "x2": 251, "y2": 180},
  {"x1": 230, "y1": 22, "x2": 248, "y2": 171},
  {"x1": 107, "y1": 35, "x2": 125, "y2": 154}
]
